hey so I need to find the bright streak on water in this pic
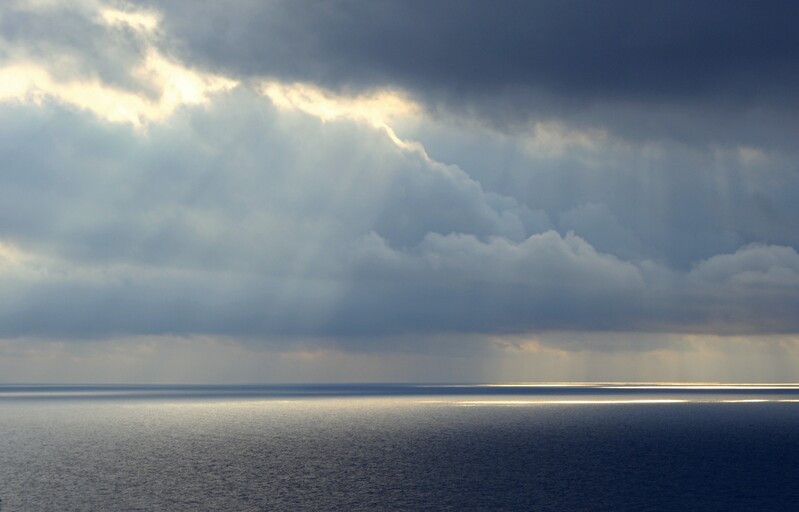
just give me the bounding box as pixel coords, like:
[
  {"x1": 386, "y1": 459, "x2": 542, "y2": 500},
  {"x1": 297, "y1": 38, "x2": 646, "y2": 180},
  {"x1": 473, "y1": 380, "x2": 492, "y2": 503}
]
[
  {"x1": 601, "y1": 385, "x2": 799, "y2": 390},
  {"x1": 452, "y1": 399, "x2": 690, "y2": 406},
  {"x1": 721, "y1": 399, "x2": 771, "y2": 403}
]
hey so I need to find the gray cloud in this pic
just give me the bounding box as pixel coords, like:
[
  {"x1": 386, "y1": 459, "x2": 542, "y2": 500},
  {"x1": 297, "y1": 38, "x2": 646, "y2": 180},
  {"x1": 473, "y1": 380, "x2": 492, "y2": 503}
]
[
  {"x1": 392, "y1": 115, "x2": 799, "y2": 270},
  {"x1": 690, "y1": 244, "x2": 799, "y2": 287},
  {"x1": 0, "y1": 91, "x2": 546, "y2": 341},
  {"x1": 143, "y1": 0, "x2": 799, "y2": 147},
  {"x1": 2, "y1": 93, "x2": 799, "y2": 346}
]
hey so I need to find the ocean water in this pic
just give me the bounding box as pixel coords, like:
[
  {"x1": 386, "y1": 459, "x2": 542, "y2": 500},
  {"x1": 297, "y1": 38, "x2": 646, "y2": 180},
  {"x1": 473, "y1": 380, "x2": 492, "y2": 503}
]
[{"x1": 2, "y1": 384, "x2": 799, "y2": 511}]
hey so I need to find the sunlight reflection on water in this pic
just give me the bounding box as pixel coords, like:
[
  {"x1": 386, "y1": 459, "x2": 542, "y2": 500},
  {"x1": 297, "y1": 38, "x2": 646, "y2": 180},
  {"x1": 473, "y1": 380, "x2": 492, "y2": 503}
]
[{"x1": 2, "y1": 385, "x2": 799, "y2": 510}]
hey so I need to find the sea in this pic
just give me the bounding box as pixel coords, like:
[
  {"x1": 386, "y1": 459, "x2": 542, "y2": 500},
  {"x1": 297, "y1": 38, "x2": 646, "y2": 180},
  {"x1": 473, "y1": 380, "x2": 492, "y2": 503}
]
[{"x1": 2, "y1": 383, "x2": 799, "y2": 511}]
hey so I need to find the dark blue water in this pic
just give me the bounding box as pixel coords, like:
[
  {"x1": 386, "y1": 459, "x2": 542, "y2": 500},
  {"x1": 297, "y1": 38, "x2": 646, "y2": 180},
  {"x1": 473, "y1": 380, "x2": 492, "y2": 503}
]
[{"x1": 2, "y1": 384, "x2": 799, "y2": 511}]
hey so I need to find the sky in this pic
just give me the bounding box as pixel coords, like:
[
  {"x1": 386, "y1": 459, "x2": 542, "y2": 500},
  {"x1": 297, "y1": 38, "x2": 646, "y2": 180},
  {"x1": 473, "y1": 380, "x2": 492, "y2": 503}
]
[{"x1": 1, "y1": 0, "x2": 799, "y2": 383}]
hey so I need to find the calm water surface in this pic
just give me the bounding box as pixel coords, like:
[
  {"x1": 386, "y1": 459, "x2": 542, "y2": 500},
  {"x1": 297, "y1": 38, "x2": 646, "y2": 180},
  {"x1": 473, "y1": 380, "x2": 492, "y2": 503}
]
[{"x1": 2, "y1": 384, "x2": 799, "y2": 511}]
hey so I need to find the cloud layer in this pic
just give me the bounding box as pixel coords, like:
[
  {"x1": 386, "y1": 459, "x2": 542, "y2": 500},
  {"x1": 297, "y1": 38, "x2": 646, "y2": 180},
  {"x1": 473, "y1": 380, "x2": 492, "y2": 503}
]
[{"x1": 1, "y1": 1, "x2": 799, "y2": 381}]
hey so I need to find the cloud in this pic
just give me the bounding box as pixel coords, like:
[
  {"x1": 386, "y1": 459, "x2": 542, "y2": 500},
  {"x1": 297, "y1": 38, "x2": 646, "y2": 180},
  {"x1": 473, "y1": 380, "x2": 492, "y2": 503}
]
[
  {"x1": 558, "y1": 203, "x2": 644, "y2": 261},
  {"x1": 0, "y1": 0, "x2": 798, "y2": 373},
  {"x1": 393, "y1": 114, "x2": 799, "y2": 268},
  {"x1": 0, "y1": 87, "x2": 550, "y2": 341},
  {"x1": 0, "y1": 1, "x2": 236, "y2": 126},
  {"x1": 1, "y1": 82, "x2": 794, "y2": 343},
  {"x1": 690, "y1": 244, "x2": 799, "y2": 287},
  {"x1": 141, "y1": 0, "x2": 799, "y2": 148}
]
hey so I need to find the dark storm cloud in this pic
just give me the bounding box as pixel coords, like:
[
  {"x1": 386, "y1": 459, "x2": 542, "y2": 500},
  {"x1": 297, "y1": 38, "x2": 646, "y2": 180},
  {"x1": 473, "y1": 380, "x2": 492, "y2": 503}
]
[{"x1": 147, "y1": 0, "x2": 799, "y2": 145}]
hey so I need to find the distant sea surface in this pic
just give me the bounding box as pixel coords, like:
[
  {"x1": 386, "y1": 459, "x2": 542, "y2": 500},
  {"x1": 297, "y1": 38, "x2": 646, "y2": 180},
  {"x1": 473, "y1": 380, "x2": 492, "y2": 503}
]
[{"x1": 2, "y1": 384, "x2": 799, "y2": 511}]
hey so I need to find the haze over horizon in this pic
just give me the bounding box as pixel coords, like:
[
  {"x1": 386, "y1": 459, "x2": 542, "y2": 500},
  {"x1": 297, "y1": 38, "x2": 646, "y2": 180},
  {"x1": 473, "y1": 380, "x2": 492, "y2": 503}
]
[{"x1": 2, "y1": 0, "x2": 799, "y2": 383}]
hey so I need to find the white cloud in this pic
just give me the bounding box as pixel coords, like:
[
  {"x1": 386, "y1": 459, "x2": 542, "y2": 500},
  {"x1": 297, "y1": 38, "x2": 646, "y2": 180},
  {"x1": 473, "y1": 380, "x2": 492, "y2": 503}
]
[
  {"x1": 98, "y1": 6, "x2": 160, "y2": 33},
  {"x1": 0, "y1": 2, "x2": 236, "y2": 126}
]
